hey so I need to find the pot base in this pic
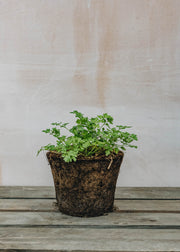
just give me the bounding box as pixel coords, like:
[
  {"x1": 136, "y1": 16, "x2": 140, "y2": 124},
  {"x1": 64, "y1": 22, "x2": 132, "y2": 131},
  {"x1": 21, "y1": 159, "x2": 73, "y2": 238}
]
[{"x1": 57, "y1": 189, "x2": 114, "y2": 217}]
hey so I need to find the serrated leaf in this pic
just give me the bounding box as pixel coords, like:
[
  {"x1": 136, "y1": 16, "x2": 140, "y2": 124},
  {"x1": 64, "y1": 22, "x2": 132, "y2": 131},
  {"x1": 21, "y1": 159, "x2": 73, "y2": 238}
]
[{"x1": 38, "y1": 110, "x2": 138, "y2": 162}]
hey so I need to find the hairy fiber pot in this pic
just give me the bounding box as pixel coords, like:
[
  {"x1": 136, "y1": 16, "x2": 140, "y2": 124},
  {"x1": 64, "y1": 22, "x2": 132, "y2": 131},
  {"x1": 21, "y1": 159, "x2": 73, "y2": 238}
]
[{"x1": 47, "y1": 151, "x2": 124, "y2": 217}]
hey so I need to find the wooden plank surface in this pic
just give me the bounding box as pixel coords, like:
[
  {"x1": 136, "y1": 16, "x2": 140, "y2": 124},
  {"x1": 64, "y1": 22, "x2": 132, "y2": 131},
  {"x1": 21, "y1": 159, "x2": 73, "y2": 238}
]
[
  {"x1": 1, "y1": 186, "x2": 180, "y2": 199},
  {"x1": 0, "y1": 227, "x2": 180, "y2": 251},
  {"x1": 0, "y1": 198, "x2": 180, "y2": 213},
  {"x1": 0, "y1": 186, "x2": 55, "y2": 199},
  {"x1": 0, "y1": 187, "x2": 180, "y2": 251},
  {"x1": 0, "y1": 199, "x2": 57, "y2": 212},
  {"x1": 1, "y1": 212, "x2": 180, "y2": 227}
]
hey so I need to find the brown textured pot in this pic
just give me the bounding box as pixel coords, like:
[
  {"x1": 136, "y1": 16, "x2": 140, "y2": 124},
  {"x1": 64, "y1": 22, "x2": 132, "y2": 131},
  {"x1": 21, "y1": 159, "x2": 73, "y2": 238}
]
[{"x1": 46, "y1": 151, "x2": 124, "y2": 217}]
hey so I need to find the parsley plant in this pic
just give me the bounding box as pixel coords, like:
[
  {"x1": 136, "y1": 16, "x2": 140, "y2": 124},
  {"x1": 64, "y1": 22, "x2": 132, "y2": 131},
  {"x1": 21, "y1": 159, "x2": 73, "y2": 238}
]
[{"x1": 37, "y1": 111, "x2": 138, "y2": 162}]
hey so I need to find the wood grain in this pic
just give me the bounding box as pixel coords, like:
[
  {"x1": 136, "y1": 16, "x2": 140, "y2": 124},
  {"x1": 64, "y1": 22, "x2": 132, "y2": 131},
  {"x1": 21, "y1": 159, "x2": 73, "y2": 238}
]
[
  {"x1": 0, "y1": 227, "x2": 180, "y2": 251},
  {"x1": 1, "y1": 187, "x2": 180, "y2": 251},
  {"x1": 0, "y1": 212, "x2": 180, "y2": 227},
  {"x1": 0, "y1": 199, "x2": 180, "y2": 213},
  {"x1": 1, "y1": 186, "x2": 180, "y2": 199},
  {"x1": 0, "y1": 186, "x2": 55, "y2": 199}
]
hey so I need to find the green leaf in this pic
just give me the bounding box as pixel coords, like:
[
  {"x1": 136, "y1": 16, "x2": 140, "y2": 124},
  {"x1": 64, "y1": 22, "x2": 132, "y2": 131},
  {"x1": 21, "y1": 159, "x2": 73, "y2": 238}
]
[
  {"x1": 105, "y1": 150, "x2": 111, "y2": 156},
  {"x1": 116, "y1": 125, "x2": 132, "y2": 130},
  {"x1": 42, "y1": 129, "x2": 50, "y2": 133},
  {"x1": 38, "y1": 110, "x2": 138, "y2": 162},
  {"x1": 51, "y1": 122, "x2": 60, "y2": 126},
  {"x1": 70, "y1": 110, "x2": 84, "y2": 119}
]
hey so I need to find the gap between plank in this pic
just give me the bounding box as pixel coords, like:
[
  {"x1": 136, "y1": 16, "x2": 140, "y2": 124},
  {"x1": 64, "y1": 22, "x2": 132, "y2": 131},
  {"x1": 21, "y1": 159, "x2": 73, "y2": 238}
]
[
  {"x1": 1, "y1": 224, "x2": 180, "y2": 229},
  {"x1": 1, "y1": 197, "x2": 180, "y2": 200},
  {"x1": 1, "y1": 210, "x2": 180, "y2": 213}
]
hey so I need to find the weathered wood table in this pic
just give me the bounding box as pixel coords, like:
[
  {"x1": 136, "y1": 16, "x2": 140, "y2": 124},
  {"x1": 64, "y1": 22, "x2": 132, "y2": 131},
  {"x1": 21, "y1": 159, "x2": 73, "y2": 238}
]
[{"x1": 0, "y1": 187, "x2": 180, "y2": 251}]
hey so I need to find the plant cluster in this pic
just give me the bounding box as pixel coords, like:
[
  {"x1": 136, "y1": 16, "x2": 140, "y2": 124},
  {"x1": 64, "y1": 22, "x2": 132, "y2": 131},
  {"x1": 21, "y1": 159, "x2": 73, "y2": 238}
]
[{"x1": 38, "y1": 111, "x2": 138, "y2": 162}]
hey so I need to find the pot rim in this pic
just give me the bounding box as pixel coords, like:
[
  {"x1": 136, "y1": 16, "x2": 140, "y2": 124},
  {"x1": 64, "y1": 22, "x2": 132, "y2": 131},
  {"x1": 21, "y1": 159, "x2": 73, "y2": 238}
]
[{"x1": 46, "y1": 150, "x2": 124, "y2": 162}]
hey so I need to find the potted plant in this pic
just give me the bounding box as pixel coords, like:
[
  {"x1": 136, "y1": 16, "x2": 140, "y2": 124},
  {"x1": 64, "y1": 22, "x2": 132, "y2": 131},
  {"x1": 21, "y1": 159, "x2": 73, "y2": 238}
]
[{"x1": 38, "y1": 111, "x2": 138, "y2": 217}]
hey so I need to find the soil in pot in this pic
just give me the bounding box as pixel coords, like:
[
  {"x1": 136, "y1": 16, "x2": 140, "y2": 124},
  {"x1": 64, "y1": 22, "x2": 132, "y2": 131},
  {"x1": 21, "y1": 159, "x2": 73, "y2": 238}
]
[{"x1": 46, "y1": 151, "x2": 124, "y2": 217}]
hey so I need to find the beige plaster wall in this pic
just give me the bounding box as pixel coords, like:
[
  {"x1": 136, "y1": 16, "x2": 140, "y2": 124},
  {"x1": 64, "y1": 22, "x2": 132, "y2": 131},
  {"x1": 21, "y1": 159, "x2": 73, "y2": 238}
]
[{"x1": 0, "y1": 0, "x2": 179, "y2": 186}]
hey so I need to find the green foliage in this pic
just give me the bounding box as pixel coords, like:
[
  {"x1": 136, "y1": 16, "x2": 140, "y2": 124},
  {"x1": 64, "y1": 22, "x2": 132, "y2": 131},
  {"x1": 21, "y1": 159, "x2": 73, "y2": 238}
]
[{"x1": 37, "y1": 111, "x2": 138, "y2": 162}]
